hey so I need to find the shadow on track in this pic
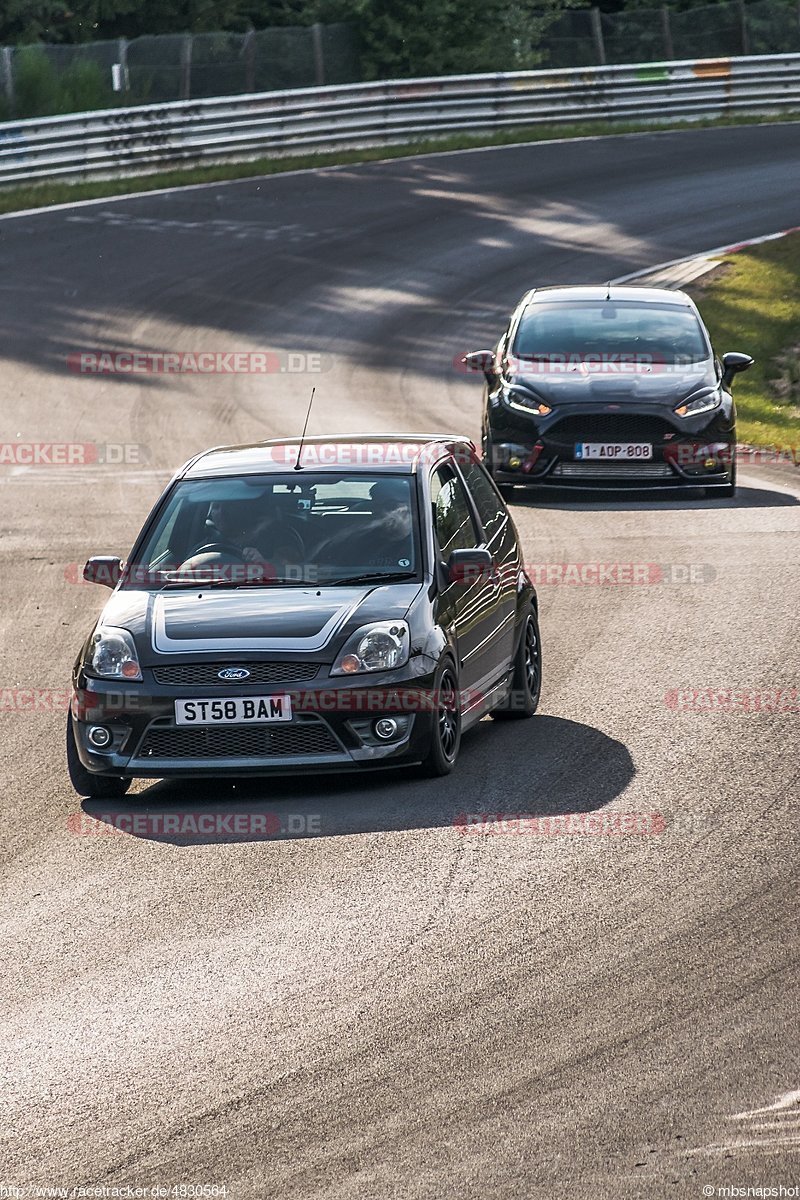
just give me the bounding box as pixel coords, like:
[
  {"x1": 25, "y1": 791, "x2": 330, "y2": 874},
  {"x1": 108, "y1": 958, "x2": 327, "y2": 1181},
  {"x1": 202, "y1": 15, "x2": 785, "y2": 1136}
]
[
  {"x1": 504, "y1": 484, "x2": 799, "y2": 511},
  {"x1": 81, "y1": 714, "x2": 635, "y2": 845}
]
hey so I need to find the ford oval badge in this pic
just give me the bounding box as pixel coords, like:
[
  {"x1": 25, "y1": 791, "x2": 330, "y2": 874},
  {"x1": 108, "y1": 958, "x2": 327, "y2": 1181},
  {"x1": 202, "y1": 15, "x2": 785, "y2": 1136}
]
[{"x1": 218, "y1": 667, "x2": 251, "y2": 681}]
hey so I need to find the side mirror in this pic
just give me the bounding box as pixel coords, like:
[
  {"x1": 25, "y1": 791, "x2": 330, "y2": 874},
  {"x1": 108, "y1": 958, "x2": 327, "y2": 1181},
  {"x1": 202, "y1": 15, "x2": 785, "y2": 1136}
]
[
  {"x1": 462, "y1": 349, "x2": 497, "y2": 383},
  {"x1": 447, "y1": 548, "x2": 493, "y2": 585},
  {"x1": 83, "y1": 556, "x2": 122, "y2": 587},
  {"x1": 721, "y1": 351, "x2": 754, "y2": 387}
]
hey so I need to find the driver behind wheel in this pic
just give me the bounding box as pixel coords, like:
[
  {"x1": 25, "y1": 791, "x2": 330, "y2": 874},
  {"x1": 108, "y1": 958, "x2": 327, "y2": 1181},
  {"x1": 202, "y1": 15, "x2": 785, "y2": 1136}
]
[
  {"x1": 206, "y1": 500, "x2": 268, "y2": 567},
  {"x1": 174, "y1": 499, "x2": 278, "y2": 583}
]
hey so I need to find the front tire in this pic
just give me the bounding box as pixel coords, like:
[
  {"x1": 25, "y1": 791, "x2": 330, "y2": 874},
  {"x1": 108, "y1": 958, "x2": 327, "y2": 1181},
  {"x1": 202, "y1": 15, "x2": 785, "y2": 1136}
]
[
  {"x1": 67, "y1": 715, "x2": 130, "y2": 799},
  {"x1": 492, "y1": 607, "x2": 542, "y2": 720},
  {"x1": 702, "y1": 456, "x2": 736, "y2": 498},
  {"x1": 420, "y1": 661, "x2": 462, "y2": 777},
  {"x1": 718, "y1": 457, "x2": 737, "y2": 497},
  {"x1": 482, "y1": 428, "x2": 515, "y2": 499}
]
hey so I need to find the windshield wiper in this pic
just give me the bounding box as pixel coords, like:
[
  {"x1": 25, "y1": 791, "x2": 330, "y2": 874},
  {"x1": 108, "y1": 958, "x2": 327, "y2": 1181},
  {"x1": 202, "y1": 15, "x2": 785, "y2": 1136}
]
[
  {"x1": 331, "y1": 572, "x2": 417, "y2": 587},
  {"x1": 153, "y1": 571, "x2": 417, "y2": 590},
  {"x1": 158, "y1": 575, "x2": 308, "y2": 589}
]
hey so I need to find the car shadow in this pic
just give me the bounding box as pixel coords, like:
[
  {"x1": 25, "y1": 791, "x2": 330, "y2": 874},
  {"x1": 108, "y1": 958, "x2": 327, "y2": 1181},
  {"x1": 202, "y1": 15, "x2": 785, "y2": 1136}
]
[
  {"x1": 80, "y1": 714, "x2": 635, "y2": 846},
  {"x1": 505, "y1": 484, "x2": 799, "y2": 511}
]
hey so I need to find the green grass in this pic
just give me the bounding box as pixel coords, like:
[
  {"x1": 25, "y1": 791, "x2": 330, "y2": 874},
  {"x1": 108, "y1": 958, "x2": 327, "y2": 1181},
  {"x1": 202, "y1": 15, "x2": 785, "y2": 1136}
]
[
  {"x1": 2, "y1": 108, "x2": 800, "y2": 216},
  {"x1": 685, "y1": 234, "x2": 800, "y2": 452}
]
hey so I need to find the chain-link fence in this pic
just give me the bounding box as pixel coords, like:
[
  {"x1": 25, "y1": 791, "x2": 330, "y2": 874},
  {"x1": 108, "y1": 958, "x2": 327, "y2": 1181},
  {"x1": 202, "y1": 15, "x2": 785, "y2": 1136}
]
[
  {"x1": 1, "y1": 2, "x2": 799, "y2": 121},
  {"x1": 0, "y1": 23, "x2": 361, "y2": 119},
  {"x1": 543, "y1": 0, "x2": 800, "y2": 68}
]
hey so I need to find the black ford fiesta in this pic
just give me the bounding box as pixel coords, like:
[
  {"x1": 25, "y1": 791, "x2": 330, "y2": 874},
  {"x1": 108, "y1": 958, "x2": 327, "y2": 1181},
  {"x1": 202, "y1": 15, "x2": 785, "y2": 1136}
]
[
  {"x1": 466, "y1": 285, "x2": 753, "y2": 496},
  {"x1": 67, "y1": 435, "x2": 541, "y2": 798}
]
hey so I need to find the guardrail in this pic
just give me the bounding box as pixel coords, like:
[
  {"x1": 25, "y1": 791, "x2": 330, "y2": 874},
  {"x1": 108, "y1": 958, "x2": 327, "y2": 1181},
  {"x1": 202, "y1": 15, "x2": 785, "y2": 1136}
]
[{"x1": 1, "y1": 53, "x2": 799, "y2": 186}]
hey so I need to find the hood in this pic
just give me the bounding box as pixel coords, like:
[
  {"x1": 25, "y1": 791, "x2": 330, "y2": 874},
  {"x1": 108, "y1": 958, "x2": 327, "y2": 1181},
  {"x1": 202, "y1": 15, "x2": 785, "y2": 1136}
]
[
  {"x1": 508, "y1": 360, "x2": 716, "y2": 407},
  {"x1": 98, "y1": 584, "x2": 421, "y2": 663}
]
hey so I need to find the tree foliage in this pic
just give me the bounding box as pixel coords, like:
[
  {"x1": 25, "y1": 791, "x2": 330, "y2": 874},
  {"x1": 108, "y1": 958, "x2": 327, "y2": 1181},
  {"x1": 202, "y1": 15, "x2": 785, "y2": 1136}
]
[
  {"x1": 0, "y1": 0, "x2": 586, "y2": 66},
  {"x1": 308, "y1": 0, "x2": 589, "y2": 77},
  {"x1": 1, "y1": 0, "x2": 254, "y2": 43}
]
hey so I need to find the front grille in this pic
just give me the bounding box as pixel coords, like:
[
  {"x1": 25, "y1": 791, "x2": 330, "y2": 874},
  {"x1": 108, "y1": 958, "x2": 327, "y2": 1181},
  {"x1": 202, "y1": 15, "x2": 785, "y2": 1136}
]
[
  {"x1": 152, "y1": 662, "x2": 319, "y2": 686},
  {"x1": 548, "y1": 414, "x2": 677, "y2": 445},
  {"x1": 553, "y1": 462, "x2": 675, "y2": 479},
  {"x1": 136, "y1": 718, "x2": 341, "y2": 760}
]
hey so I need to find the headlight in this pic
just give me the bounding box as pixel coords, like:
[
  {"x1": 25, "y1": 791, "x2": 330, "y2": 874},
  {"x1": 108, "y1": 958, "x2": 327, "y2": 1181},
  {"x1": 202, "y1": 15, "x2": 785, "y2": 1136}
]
[
  {"x1": 331, "y1": 621, "x2": 410, "y2": 676},
  {"x1": 674, "y1": 390, "x2": 721, "y2": 418},
  {"x1": 502, "y1": 387, "x2": 552, "y2": 417},
  {"x1": 89, "y1": 626, "x2": 142, "y2": 680}
]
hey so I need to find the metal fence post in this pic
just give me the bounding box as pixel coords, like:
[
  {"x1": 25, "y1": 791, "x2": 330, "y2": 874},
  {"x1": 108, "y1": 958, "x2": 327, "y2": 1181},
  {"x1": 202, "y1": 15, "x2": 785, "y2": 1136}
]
[
  {"x1": 590, "y1": 8, "x2": 607, "y2": 66},
  {"x1": 1, "y1": 46, "x2": 14, "y2": 113},
  {"x1": 738, "y1": 0, "x2": 750, "y2": 54},
  {"x1": 117, "y1": 37, "x2": 129, "y2": 92},
  {"x1": 660, "y1": 7, "x2": 674, "y2": 60},
  {"x1": 311, "y1": 23, "x2": 325, "y2": 86},
  {"x1": 180, "y1": 33, "x2": 193, "y2": 101},
  {"x1": 243, "y1": 29, "x2": 255, "y2": 92}
]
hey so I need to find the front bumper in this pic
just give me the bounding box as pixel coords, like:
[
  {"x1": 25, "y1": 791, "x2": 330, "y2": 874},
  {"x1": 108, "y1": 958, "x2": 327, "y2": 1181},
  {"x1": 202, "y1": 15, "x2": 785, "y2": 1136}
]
[
  {"x1": 491, "y1": 453, "x2": 735, "y2": 490},
  {"x1": 486, "y1": 406, "x2": 736, "y2": 490},
  {"x1": 71, "y1": 662, "x2": 440, "y2": 779}
]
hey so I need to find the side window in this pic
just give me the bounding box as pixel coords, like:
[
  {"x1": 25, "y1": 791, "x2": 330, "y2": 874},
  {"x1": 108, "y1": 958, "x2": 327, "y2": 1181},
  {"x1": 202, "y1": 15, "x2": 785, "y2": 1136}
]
[
  {"x1": 430, "y1": 464, "x2": 478, "y2": 556},
  {"x1": 459, "y1": 459, "x2": 507, "y2": 546},
  {"x1": 145, "y1": 499, "x2": 184, "y2": 565}
]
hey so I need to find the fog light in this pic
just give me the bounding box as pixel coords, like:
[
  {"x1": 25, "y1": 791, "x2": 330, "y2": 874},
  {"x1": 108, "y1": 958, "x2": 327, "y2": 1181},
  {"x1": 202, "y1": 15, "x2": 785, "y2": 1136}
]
[
  {"x1": 87, "y1": 725, "x2": 112, "y2": 748},
  {"x1": 508, "y1": 456, "x2": 522, "y2": 469},
  {"x1": 374, "y1": 717, "x2": 399, "y2": 741},
  {"x1": 704, "y1": 457, "x2": 718, "y2": 470}
]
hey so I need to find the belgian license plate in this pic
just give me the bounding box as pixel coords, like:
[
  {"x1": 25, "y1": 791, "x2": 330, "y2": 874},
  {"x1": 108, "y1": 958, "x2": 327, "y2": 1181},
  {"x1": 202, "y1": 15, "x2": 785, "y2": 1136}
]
[
  {"x1": 576, "y1": 442, "x2": 652, "y2": 460},
  {"x1": 175, "y1": 695, "x2": 292, "y2": 725}
]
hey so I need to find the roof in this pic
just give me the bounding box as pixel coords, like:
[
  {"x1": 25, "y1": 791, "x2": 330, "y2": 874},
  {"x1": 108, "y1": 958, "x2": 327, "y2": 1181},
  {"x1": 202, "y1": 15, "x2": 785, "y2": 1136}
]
[
  {"x1": 526, "y1": 284, "x2": 694, "y2": 306},
  {"x1": 181, "y1": 433, "x2": 476, "y2": 479}
]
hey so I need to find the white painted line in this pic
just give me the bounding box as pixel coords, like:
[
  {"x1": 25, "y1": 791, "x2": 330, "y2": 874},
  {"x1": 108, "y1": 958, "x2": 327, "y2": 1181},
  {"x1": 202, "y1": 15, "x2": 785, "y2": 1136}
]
[
  {"x1": 612, "y1": 224, "x2": 800, "y2": 285},
  {"x1": 732, "y1": 1089, "x2": 800, "y2": 1119}
]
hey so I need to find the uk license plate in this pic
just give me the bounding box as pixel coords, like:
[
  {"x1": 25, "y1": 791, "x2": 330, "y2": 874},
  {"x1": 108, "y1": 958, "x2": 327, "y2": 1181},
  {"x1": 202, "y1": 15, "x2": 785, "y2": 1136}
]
[
  {"x1": 576, "y1": 442, "x2": 652, "y2": 460},
  {"x1": 175, "y1": 695, "x2": 292, "y2": 725}
]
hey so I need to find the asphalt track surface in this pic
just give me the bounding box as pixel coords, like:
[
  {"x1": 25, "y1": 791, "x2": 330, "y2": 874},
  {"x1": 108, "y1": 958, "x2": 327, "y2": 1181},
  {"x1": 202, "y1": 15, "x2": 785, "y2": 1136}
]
[{"x1": 1, "y1": 124, "x2": 799, "y2": 1199}]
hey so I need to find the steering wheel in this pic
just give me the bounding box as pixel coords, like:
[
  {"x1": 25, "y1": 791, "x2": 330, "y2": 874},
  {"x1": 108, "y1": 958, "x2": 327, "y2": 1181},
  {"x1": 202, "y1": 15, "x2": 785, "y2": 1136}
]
[
  {"x1": 256, "y1": 521, "x2": 306, "y2": 562},
  {"x1": 184, "y1": 541, "x2": 248, "y2": 561},
  {"x1": 176, "y1": 542, "x2": 251, "y2": 575}
]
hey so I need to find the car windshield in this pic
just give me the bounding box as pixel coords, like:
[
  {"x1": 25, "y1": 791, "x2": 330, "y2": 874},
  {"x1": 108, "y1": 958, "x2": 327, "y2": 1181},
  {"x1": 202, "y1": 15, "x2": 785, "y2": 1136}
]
[
  {"x1": 125, "y1": 473, "x2": 421, "y2": 589},
  {"x1": 512, "y1": 300, "x2": 710, "y2": 367}
]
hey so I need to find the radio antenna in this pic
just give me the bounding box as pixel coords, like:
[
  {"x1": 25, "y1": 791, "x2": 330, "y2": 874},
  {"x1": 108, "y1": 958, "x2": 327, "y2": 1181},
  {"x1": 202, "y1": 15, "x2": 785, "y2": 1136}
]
[
  {"x1": 605, "y1": 281, "x2": 611, "y2": 300},
  {"x1": 293, "y1": 386, "x2": 315, "y2": 471}
]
